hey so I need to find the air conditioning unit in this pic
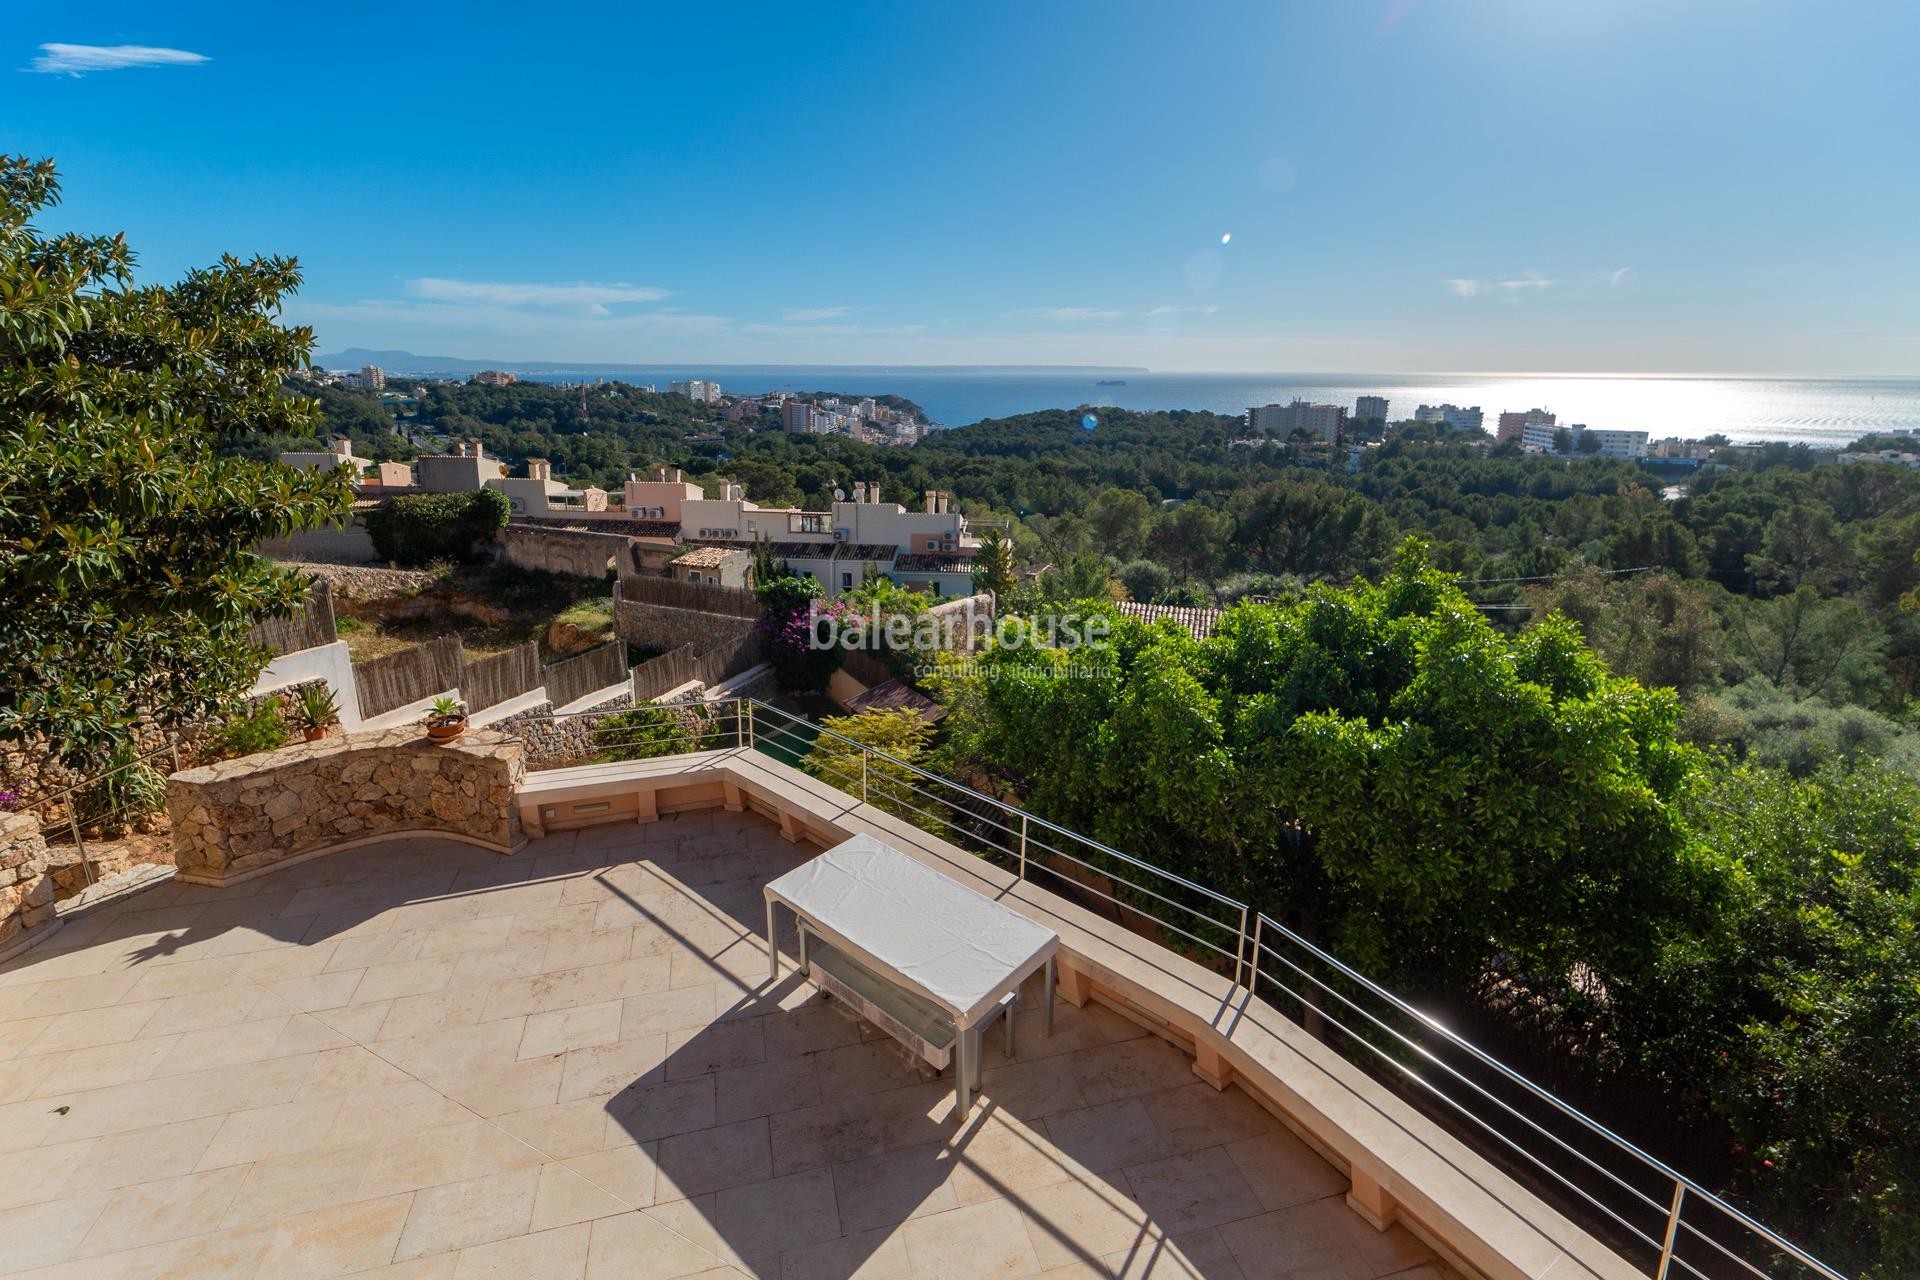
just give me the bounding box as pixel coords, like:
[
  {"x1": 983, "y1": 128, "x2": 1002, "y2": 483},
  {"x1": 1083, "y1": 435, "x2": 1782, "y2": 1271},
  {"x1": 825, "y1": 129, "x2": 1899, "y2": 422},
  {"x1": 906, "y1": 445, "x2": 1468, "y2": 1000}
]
[{"x1": 833, "y1": 529, "x2": 848, "y2": 541}]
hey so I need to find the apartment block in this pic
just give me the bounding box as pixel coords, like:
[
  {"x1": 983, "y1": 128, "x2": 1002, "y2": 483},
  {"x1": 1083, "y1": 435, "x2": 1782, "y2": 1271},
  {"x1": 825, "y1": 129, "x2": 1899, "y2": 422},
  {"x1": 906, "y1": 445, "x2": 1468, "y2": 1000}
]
[
  {"x1": 1247, "y1": 399, "x2": 1346, "y2": 442},
  {"x1": 1414, "y1": 403, "x2": 1485, "y2": 432},
  {"x1": 1497, "y1": 408, "x2": 1555, "y2": 443}
]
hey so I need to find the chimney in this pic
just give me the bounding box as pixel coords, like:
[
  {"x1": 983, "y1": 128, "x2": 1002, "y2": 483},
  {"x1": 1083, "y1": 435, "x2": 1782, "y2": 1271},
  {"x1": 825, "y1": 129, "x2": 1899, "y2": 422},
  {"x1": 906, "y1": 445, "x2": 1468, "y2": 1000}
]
[
  {"x1": 672, "y1": 468, "x2": 684, "y2": 483},
  {"x1": 852, "y1": 482, "x2": 867, "y2": 504},
  {"x1": 924, "y1": 490, "x2": 937, "y2": 515},
  {"x1": 654, "y1": 465, "x2": 667, "y2": 483},
  {"x1": 528, "y1": 458, "x2": 550, "y2": 481},
  {"x1": 870, "y1": 479, "x2": 883, "y2": 504},
  {"x1": 469, "y1": 437, "x2": 484, "y2": 459},
  {"x1": 330, "y1": 437, "x2": 352, "y2": 458}
]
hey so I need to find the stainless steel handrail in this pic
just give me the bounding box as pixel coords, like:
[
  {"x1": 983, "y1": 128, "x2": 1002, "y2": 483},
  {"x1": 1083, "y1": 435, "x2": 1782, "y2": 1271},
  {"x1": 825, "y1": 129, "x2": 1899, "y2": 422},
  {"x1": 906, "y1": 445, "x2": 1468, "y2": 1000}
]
[{"x1": 506, "y1": 693, "x2": 1851, "y2": 1280}]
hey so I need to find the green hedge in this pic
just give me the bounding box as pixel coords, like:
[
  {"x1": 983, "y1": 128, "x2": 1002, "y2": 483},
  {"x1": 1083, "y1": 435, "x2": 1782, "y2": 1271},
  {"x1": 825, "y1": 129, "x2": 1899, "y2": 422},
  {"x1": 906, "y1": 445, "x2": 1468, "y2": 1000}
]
[{"x1": 365, "y1": 489, "x2": 510, "y2": 566}]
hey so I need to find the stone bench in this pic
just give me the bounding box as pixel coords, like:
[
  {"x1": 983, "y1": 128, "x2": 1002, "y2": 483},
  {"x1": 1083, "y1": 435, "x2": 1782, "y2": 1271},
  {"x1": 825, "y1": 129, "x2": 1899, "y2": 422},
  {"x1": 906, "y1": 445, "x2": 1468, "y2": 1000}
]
[{"x1": 517, "y1": 747, "x2": 854, "y2": 845}]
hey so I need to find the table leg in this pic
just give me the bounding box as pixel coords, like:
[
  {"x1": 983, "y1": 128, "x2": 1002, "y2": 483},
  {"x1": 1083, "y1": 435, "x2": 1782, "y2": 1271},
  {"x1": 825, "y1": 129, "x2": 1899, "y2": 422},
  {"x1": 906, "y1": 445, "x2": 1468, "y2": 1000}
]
[
  {"x1": 766, "y1": 901, "x2": 779, "y2": 983},
  {"x1": 1043, "y1": 956, "x2": 1055, "y2": 1038},
  {"x1": 798, "y1": 923, "x2": 810, "y2": 976},
  {"x1": 954, "y1": 1027, "x2": 972, "y2": 1120},
  {"x1": 1005, "y1": 994, "x2": 1016, "y2": 1058}
]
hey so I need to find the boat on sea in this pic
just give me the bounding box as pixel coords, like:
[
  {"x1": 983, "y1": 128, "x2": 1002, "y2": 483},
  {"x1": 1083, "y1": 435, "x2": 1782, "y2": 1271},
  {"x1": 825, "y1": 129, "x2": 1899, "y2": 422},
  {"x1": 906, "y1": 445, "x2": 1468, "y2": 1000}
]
[{"x1": 1095, "y1": 379, "x2": 1126, "y2": 386}]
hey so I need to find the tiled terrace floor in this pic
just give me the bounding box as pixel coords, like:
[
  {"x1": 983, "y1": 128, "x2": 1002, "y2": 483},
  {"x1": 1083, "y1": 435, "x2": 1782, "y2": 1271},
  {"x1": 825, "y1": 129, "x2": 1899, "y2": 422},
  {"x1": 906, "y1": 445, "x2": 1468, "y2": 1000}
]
[{"x1": 0, "y1": 810, "x2": 1452, "y2": 1279}]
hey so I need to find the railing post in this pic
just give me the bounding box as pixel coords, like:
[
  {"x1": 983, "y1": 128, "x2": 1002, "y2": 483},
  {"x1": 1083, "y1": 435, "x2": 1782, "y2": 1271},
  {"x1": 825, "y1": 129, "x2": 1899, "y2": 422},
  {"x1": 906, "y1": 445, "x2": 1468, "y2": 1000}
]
[
  {"x1": 66, "y1": 804, "x2": 95, "y2": 887},
  {"x1": 860, "y1": 750, "x2": 869, "y2": 804},
  {"x1": 1018, "y1": 813, "x2": 1029, "y2": 881},
  {"x1": 743, "y1": 701, "x2": 755, "y2": 749},
  {"x1": 1247, "y1": 914, "x2": 1263, "y2": 994},
  {"x1": 1234, "y1": 905, "x2": 1249, "y2": 989},
  {"x1": 1654, "y1": 1180, "x2": 1686, "y2": 1280}
]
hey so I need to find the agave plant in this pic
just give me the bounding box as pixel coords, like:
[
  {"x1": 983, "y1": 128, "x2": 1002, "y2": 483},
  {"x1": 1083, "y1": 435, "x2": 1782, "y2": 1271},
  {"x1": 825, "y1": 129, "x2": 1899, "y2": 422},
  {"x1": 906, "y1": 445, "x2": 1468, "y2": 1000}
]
[{"x1": 296, "y1": 683, "x2": 340, "y2": 732}]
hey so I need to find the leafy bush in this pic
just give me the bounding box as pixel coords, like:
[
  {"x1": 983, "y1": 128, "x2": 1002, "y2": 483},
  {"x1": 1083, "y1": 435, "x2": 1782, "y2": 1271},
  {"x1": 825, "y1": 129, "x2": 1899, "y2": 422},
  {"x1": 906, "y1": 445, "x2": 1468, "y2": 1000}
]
[
  {"x1": 365, "y1": 489, "x2": 510, "y2": 566},
  {"x1": 216, "y1": 697, "x2": 289, "y2": 758},
  {"x1": 592, "y1": 705, "x2": 712, "y2": 762},
  {"x1": 802, "y1": 709, "x2": 933, "y2": 822},
  {"x1": 754, "y1": 573, "x2": 821, "y2": 615},
  {"x1": 1687, "y1": 678, "x2": 1920, "y2": 775},
  {"x1": 1114, "y1": 558, "x2": 1172, "y2": 603}
]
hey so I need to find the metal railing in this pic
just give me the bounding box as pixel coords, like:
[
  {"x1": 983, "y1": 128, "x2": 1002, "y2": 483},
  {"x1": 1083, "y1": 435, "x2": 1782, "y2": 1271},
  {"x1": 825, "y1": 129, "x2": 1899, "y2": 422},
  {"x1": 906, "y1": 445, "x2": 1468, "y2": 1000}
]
[
  {"x1": 19, "y1": 736, "x2": 194, "y2": 894},
  {"x1": 505, "y1": 695, "x2": 1848, "y2": 1280}
]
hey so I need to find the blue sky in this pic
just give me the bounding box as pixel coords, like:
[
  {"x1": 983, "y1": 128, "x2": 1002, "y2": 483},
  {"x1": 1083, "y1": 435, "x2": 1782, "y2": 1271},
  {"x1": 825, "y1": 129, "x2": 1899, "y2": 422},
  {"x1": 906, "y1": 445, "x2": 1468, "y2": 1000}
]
[{"x1": 4, "y1": 0, "x2": 1916, "y2": 373}]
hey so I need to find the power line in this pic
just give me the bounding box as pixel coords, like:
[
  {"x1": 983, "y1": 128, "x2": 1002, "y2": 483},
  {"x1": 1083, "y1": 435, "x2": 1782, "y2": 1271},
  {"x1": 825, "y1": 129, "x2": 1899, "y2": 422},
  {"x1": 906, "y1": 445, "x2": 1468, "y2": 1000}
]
[{"x1": 1453, "y1": 565, "x2": 1658, "y2": 586}]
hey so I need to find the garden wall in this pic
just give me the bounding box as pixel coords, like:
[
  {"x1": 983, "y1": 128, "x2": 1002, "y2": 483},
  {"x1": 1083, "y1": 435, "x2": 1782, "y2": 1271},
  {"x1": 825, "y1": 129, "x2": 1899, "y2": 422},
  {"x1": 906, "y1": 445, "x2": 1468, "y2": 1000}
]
[
  {"x1": 167, "y1": 726, "x2": 524, "y2": 886},
  {"x1": 497, "y1": 524, "x2": 627, "y2": 579},
  {"x1": 0, "y1": 813, "x2": 56, "y2": 959},
  {"x1": 614, "y1": 597, "x2": 757, "y2": 654}
]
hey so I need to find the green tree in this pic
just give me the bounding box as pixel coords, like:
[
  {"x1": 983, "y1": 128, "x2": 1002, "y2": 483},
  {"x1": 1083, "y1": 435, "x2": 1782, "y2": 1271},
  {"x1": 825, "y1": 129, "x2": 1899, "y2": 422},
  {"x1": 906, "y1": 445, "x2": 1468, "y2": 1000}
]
[
  {"x1": 1149, "y1": 502, "x2": 1233, "y2": 583},
  {"x1": 941, "y1": 538, "x2": 1705, "y2": 988},
  {"x1": 1034, "y1": 552, "x2": 1114, "y2": 604},
  {"x1": 1636, "y1": 764, "x2": 1920, "y2": 1277},
  {"x1": 1086, "y1": 486, "x2": 1155, "y2": 559},
  {"x1": 1730, "y1": 587, "x2": 1888, "y2": 703},
  {"x1": 803, "y1": 709, "x2": 934, "y2": 822},
  {"x1": 970, "y1": 524, "x2": 1016, "y2": 599},
  {"x1": 0, "y1": 158, "x2": 353, "y2": 768},
  {"x1": 1229, "y1": 476, "x2": 1393, "y2": 579}
]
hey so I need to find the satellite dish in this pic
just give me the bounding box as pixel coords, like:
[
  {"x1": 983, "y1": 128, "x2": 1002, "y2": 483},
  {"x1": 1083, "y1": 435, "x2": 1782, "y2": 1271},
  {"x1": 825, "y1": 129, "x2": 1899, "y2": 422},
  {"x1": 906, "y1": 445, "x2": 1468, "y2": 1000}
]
[{"x1": 833, "y1": 488, "x2": 846, "y2": 500}]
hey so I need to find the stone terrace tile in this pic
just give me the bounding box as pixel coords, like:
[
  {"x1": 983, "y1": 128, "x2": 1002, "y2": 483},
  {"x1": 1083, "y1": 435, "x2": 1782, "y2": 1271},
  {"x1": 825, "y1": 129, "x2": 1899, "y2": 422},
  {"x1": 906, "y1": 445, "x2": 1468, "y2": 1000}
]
[{"x1": 0, "y1": 809, "x2": 1446, "y2": 1279}]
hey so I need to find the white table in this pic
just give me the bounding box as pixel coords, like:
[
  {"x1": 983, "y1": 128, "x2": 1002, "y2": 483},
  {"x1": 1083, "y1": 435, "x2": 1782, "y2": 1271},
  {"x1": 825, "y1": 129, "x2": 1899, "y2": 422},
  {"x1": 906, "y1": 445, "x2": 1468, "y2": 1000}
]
[{"x1": 765, "y1": 834, "x2": 1060, "y2": 1118}]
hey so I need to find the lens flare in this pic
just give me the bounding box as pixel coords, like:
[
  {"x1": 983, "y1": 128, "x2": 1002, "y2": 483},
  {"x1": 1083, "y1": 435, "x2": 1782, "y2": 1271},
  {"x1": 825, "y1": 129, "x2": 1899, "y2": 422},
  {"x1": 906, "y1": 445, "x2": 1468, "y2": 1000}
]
[
  {"x1": 1080, "y1": 413, "x2": 1099, "y2": 431},
  {"x1": 1221, "y1": 232, "x2": 1232, "y2": 245}
]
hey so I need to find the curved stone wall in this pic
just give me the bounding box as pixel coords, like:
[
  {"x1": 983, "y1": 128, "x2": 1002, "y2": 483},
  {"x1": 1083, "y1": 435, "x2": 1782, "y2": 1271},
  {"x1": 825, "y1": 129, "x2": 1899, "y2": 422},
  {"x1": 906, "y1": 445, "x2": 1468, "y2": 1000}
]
[
  {"x1": 167, "y1": 727, "x2": 524, "y2": 886},
  {"x1": 0, "y1": 812, "x2": 56, "y2": 959}
]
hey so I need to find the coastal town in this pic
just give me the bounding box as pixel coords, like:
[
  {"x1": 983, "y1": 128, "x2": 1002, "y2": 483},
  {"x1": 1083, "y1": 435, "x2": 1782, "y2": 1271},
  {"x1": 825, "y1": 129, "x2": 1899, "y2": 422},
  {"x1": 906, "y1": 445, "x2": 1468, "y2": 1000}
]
[{"x1": 7, "y1": 2, "x2": 1919, "y2": 1274}]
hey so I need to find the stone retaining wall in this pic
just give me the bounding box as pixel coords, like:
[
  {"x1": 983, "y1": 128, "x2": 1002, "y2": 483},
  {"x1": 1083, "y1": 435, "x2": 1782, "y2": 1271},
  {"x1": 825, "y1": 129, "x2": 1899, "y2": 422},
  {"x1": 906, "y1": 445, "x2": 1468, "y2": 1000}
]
[
  {"x1": 0, "y1": 812, "x2": 56, "y2": 957},
  {"x1": 167, "y1": 727, "x2": 524, "y2": 886},
  {"x1": 495, "y1": 686, "x2": 634, "y2": 768},
  {"x1": 497, "y1": 524, "x2": 629, "y2": 579},
  {"x1": 614, "y1": 598, "x2": 757, "y2": 654}
]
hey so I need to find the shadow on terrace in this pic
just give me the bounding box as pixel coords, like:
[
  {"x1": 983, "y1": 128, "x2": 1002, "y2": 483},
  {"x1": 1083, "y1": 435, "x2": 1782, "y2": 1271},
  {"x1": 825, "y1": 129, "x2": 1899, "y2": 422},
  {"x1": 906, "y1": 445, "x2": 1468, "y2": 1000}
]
[{"x1": 0, "y1": 805, "x2": 1445, "y2": 1279}]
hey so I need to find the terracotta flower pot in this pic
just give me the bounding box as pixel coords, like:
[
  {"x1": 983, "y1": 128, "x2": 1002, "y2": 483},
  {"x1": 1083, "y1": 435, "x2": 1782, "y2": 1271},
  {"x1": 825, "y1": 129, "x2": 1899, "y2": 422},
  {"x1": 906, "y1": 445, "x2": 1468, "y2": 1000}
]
[
  {"x1": 303, "y1": 725, "x2": 329, "y2": 743},
  {"x1": 425, "y1": 714, "x2": 468, "y2": 744}
]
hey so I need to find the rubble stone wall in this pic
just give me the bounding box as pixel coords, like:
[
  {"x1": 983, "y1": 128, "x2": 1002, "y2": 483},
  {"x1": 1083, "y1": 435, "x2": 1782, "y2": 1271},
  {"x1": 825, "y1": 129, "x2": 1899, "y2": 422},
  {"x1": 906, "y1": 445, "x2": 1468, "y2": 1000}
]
[
  {"x1": 0, "y1": 812, "x2": 56, "y2": 956},
  {"x1": 167, "y1": 726, "x2": 524, "y2": 886}
]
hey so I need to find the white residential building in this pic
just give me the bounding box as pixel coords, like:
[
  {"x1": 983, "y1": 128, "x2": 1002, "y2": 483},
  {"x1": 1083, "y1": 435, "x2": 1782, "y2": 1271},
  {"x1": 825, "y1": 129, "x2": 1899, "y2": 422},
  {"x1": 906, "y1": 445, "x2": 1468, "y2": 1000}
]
[
  {"x1": 668, "y1": 379, "x2": 722, "y2": 403},
  {"x1": 675, "y1": 481, "x2": 978, "y2": 596},
  {"x1": 1414, "y1": 403, "x2": 1485, "y2": 432},
  {"x1": 278, "y1": 437, "x2": 371, "y2": 477},
  {"x1": 1354, "y1": 395, "x2": 1390, "y2": 422},
  {"x1": 1573, "y1": 426, "x2": 1649, "y2": 459},
  {"x1": 1247, "y1": 400, "x2": 1345, "y2": 442},
  {"x1": 1520, "y1": 422, "x2": 1564, "y2": 454}
]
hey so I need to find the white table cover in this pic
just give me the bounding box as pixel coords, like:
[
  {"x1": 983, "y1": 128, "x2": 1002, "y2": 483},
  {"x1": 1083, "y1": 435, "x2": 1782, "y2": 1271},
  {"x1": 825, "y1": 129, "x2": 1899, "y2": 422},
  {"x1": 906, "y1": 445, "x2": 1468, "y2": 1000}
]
[{"x1": 764, "y1": 834, "x2": 1058, "y2": 1027}]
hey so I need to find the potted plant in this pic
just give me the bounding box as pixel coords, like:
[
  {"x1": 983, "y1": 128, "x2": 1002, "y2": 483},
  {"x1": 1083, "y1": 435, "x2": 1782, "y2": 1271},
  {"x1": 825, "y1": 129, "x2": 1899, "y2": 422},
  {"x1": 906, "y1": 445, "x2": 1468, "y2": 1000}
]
[
  {"x1": 424, "y1": 695, "x2": 468, "y2": 744},
  {"x1": 296, "y1": 684, "x2": 341, "y2": 742}
]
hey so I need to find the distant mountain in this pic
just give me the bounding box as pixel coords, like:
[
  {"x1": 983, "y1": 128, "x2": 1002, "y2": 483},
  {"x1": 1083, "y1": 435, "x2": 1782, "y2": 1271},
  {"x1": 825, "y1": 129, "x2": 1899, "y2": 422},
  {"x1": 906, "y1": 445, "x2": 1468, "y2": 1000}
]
[
  {"x1": 312, "y1": 348, "x2": 1145, "y2": 377},
  {"x1": 314, "y1": 348, "x2": 514, "y2": 375}
]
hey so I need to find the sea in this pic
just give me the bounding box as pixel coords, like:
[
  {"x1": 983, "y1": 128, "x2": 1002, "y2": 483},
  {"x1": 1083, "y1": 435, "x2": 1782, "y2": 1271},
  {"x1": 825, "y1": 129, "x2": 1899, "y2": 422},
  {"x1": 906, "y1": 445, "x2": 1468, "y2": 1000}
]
[{"x1": 517, "y1": 367, "x2": 1920, "y2": 445}]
